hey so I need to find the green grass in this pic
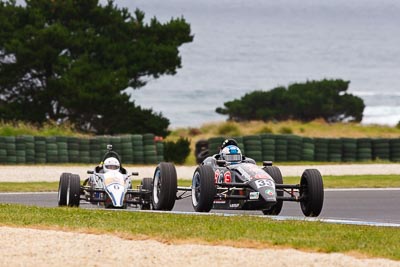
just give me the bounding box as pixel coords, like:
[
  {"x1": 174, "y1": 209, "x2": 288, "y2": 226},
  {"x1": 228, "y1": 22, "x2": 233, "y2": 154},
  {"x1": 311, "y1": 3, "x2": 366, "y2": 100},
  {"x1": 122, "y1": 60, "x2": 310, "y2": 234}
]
[
  {"x1": 0, "y1": 175, "x2": 399, "y2": 192},
  {"x1": 0, "y1": 120, "x2": 86, "y2": 137},
  {"x1": 0, "y1": 204, "x2": 399, "y2": 260}
]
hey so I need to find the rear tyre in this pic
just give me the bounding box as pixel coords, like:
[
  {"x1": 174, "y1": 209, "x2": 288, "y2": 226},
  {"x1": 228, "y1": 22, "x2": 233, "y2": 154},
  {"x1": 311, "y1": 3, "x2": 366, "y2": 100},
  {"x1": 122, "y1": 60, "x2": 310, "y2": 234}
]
[
  {"x1": 152, "y1": 162, "x2": 177, "y2": 210},
  {"x1": 58, "y1": 173, "x2": 71, "y2": 206},
  {"x1": 300, "y1": 169, "x2": 324, "y2": 217},
  {"x1": 67, "y1": 174, "x2": 81, "y2": 207},
  {"x1": 262, "y1": 166, "x2": 283, "y2": 215},
  {"x1": 141, "y1": 177, "x2": 153, "y2": 210},
  {"x1": 192, "y1": 165, "x2": 216, "y2": 212}
]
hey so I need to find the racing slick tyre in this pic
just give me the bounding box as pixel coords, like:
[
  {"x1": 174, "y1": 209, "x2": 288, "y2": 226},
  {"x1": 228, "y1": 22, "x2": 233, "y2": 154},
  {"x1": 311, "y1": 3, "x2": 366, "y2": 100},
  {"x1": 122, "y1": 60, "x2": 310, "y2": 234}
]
[
  {"x1": 300, "y1": 169, "x2": 324, "y2": 217},
  {"x1": 67, "y1": 174, "x2": 81, "y2": 207},
  {"x1": 58, "y1": 173, "x2": 72, "y2": 206},
  {"x1": 262, "y1": 166, "x2": 283, "y2": 215},
  {"x1": 152, "y1": 162, "x2": 177, "y2": 210},
  {"x1": 141, "y1": 177, "x2": 153, "y2": 210},
  {"x1": 192, "y1": 165, "x2": 217, "y2": 212}
]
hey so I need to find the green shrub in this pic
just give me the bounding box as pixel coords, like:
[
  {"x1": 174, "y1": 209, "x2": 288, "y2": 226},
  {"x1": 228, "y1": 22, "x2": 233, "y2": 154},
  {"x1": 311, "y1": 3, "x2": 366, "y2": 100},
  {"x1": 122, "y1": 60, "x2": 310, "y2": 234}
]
[
  {"x1": 278, "y1": 126, "x2": 293, "y2": 134},
  {"x1": 217, "y1": 122, "x2": 241, "y2": 136},
  {"x1": 256, "y1": 125, "x2": 273, "y2": 134},
  {"x1": 164, "y1": 137, "x2": 191, "y2": 164},
  {"x1": 216, "y1": 79, "x2": 365, "y2": 123}
]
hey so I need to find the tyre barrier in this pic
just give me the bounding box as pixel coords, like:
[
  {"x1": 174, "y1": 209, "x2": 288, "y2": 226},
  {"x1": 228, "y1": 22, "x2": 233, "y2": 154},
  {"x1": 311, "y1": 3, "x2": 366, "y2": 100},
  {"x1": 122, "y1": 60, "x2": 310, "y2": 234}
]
[
  {"x1": 243, "y1": 135, "x2": 262, "y2": 162},
  {"x1": 390, "y1": 138, "x2": 400, "y2": 162},
  {"x1": 203, "y1": 134, "x2": 400, "y2": 163},
  {"x1": 0, "y1": 134, "x2": 165, "y2": 164}
]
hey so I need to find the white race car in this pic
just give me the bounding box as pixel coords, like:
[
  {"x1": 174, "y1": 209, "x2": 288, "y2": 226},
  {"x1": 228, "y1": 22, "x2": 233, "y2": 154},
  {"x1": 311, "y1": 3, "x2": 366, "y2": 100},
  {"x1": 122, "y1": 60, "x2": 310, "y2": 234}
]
[{"x1": 57, "y1": 145, "x2": 177, "y2": 210}]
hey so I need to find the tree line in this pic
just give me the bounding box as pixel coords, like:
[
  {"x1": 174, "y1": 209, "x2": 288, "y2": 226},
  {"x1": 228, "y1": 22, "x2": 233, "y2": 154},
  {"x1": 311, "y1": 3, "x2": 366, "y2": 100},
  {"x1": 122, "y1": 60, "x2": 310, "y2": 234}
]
[
  {"x1": 216, "y1": 79, "x2": 365, "y2": 123},
  {"x1": 1, "y1": 2, "x2": 366, "y2": 136},
  {"x1": 0, "y1": 0, "x2": 193, "y2": 137}
]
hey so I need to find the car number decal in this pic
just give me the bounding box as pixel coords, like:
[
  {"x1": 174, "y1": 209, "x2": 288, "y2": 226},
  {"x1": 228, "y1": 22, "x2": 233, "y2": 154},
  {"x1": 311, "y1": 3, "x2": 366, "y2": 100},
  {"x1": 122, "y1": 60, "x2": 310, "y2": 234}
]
[{"x1": 254, "y1": 179, "x2": 273, "y2": 188}]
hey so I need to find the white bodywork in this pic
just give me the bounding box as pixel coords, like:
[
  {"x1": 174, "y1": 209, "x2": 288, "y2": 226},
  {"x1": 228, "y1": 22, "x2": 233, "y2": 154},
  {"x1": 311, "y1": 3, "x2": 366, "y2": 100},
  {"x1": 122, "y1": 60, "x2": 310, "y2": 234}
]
[{"x1": 89, "y1": 170, "x2": 131, "y2": 207}]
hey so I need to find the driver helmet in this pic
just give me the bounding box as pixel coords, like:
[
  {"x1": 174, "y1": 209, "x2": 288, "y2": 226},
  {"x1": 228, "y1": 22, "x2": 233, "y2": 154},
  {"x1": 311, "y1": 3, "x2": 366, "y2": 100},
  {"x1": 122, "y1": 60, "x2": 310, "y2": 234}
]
[
  {"x1": 220, "y1": 138, "x2": 239, "y2": 150},
  {"x1": 220, "y1": 145, "x2": 242, "y2": 163},
  {"x1": 103, "y1": 157, "x2": 120, "y2": 172}
]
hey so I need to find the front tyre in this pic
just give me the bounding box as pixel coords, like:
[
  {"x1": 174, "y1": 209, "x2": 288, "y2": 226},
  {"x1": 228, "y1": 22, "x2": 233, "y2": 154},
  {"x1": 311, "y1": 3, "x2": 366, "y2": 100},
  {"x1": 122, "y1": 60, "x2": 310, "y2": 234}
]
[
  {"x1": 262, "y1": 166, "x2": 283, "y2": 215},
  {"x1": 192, "y1": 165, "x2": 216, "y2": 212},
  {"x1": 300, "y1": 169, "x2": 324, "y2": 217},
  {"x1": 58, "y1": 173, "x2": 72, "y2": 206},
  {"x1": 67, "y1": 174, "x2": 81, "y2": 207},
  {"x1": 141, "y1": 177, "x2": 153, "y2": 210},
  {"x1": 152, "y1": 163, "x2": 177, "y2": 210}
]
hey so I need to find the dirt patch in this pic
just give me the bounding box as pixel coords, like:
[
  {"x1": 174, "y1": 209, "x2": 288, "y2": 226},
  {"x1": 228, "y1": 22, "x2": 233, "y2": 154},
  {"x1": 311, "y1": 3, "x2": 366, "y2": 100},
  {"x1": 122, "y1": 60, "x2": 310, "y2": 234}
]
[
  {"x1": 1, "y1": 226, "x2": 399, "y2": 267},
  {"x1": 1, "y1": 164, "x2": 400, "y2": 182}
]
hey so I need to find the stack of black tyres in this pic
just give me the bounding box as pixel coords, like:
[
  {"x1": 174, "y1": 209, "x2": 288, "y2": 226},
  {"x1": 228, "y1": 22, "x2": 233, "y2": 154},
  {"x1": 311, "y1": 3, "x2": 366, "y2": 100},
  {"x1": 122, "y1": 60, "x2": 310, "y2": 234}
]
[
  {"x1": 143, "y1": 133, "x2": 157, "y2": 164},
  {"x1": 0, "y1": 137, "x2": 6, "y2": 163},
  {"x1": 243, "y1": 135, "x2": 262, "y2": 162},
  {"x1": 97, "y1": 136, "x2": 109, "y2": 159},
  {"x1": 23, "y1": 135, "x2": 35, "y2": 164},
  {"x1": 389, "y1": 138, "x2": 400, "y2": 162},
  {"x1": 67, "y1": 137, "x2": 80, "y2": 163},
  {"x1": 120, "y1": 135, "x2": 133, "y2": 163},
  {"x1": 34, "y1": 136, "x2": 47, "y2": 163},
  {"x1": 108, "y1": 136, "x2": 122, "y2": 161},
  {"x1": 46, "y1": 136, "x2": 58, "y2": 163},
  {"x1": 314, "y1": 138, "x2": 328, "y2": 162},
  {"x1": 5, "y1": 136, "x2": 17, "y2": 164},
  {"x1": 90, "y1": 137, "x2": 102, "y2": 163},
  {"x1": 132, "y1": 135, "x2": 144, "y2": 164},
  {"x1": 357, "y1": 138, "x2": 372, "y2": 161},
  {"x1": 16, "y1": 136, "x2": 26, "y2": 164},
  {"x1": 56, "y1": 136, "x2": 69, "y2": 163},
  {"x1": 260, "y1": 134, "x2": 275, "y2": 161},
  {"x1": 208, "y1": 136, "x2": 226, "y2": 155},
  {"x1": 232, "y1": 136, "x2": 245, "y2": 154},
  {"x1": 372, "y1": 138, "x2": 390, "y2": 161},
  {"x1": 301, "y1": 137, "x2": 315, "y2": 161},
  {"x1": 341, "y1": 138, "x2": 357, "y2": 162},
  {"x1": 79, "y1": 138, "x2": 91, "y2": 163},
  {"x1": 328, "y1": 138, "x2": 342, "y2": 162},
  {"x1": 156, "y1": 141, "x2": 164, "y2": 162},
  {"x1": 287, "y1": 135, "x2": 302, "y2": 161},
  {"x1": 275, "y1": 135, "x2": 288, "y2": 162}
]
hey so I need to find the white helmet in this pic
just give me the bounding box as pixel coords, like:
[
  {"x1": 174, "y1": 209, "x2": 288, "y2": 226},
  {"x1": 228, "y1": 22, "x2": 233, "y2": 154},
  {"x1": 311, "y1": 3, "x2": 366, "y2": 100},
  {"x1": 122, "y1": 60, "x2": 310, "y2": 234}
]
[
  {"x1": 103, "y1": 157, "x2": 120, "y2": 172},
  {"x1": 220, "y1": 145, "x2": 242, "y2": 163}
]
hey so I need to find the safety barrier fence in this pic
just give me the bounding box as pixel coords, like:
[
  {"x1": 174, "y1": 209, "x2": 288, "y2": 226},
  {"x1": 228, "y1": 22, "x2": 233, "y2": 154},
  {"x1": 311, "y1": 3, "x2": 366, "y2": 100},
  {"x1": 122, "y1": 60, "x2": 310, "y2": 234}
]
[
  {"x1": 206, "y1": 134, "x2": 400, "y2": 162},
  {"x1": 0, "y1": 134, "x2": 164, "y2": 164}
]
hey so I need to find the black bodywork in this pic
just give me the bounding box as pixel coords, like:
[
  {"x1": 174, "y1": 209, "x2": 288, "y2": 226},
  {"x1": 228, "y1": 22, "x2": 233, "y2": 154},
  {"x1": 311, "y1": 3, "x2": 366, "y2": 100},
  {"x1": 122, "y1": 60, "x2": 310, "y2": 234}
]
[{"x1": 178, "y1": 154, "x2": 324, "y2": 216}]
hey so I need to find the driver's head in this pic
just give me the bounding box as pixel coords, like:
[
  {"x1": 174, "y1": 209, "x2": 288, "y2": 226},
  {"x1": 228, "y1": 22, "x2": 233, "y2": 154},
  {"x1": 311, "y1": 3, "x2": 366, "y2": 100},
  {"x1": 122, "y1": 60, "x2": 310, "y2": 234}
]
[
  {"x1": 220, "y1": 138, "x2": 238, "y2": 151},
  {"x1": 103, "y1": 157, "x2": 120, "y2": 172},
  {"x1": 220, "y1": 145, "x2": 242, "y2": 164}
]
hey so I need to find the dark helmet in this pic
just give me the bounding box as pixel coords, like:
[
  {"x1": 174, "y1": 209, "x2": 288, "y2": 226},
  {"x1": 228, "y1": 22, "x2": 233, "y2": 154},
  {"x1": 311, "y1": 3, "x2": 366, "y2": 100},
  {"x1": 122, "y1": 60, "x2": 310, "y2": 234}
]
[{"x1": 220, "y1": 139, "x2": 238, "y2": 150}]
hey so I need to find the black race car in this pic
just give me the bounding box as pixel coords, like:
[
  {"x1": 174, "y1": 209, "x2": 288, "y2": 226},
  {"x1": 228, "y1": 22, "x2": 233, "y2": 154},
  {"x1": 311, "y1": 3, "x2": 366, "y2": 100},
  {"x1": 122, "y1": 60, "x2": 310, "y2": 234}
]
[{"x1": 178, "y1": 155, "x2": 324, "y2": 217}]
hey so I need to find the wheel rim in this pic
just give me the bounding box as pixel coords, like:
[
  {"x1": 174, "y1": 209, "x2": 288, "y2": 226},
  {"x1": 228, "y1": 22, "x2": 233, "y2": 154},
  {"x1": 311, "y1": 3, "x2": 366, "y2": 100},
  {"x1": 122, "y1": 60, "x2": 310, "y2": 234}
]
[
  {"x1": 58, "y1": 184, "x2": 61, "y2": 203},
  {"x1": 191, "y1": 172, "x2": 201, "y2": 207},
  {"x1": 153, "y1": 169, "x2": 161, "y2": 204},
  {"x1": 66, "y1": 183, "x2": 70, "y2": 205},
  {"x1": 300, "y1": 177, "x2": 309, "y2": 211}
]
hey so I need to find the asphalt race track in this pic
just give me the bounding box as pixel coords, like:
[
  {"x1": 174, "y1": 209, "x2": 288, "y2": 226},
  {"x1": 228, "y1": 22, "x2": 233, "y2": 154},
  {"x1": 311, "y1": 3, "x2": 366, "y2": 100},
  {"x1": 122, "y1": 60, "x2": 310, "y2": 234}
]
[{"x1": 1, "y1": 189, "x2": 400, "y2": 225}]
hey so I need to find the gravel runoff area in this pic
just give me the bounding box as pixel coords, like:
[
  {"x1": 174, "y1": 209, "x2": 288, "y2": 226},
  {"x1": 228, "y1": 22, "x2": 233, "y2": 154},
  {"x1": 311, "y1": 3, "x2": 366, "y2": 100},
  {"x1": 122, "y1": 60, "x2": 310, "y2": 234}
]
[
  {"x1": 1, "y1": 163, "x2": 400, "y2": 182},
  {"x1": 1, "y1": 226, "x2": 400, "y2": 267},
  {"x1": 1, "y1": 163, "x2": 400, "y2": 266}
]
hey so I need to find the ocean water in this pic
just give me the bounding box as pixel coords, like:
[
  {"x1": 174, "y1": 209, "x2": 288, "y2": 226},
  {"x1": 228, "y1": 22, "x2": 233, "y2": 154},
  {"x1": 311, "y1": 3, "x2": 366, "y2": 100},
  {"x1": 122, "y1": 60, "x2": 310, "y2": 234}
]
[{"x1": 115, "y1": 0, "x2": 400, "y2": 128}]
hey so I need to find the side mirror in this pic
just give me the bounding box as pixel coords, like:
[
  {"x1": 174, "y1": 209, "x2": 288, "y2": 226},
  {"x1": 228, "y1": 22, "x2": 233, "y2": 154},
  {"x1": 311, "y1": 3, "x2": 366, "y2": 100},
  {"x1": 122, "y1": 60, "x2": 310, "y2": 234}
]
[
  {"x1": 216, "y1": 160, "x2": 227, "y2": 167},
  {"x1": 87, "y1": 170, "x2": 94, "y2": 174},
  {"x1": 132, "y1": 172, "x2": 139, "y2": 176}
]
